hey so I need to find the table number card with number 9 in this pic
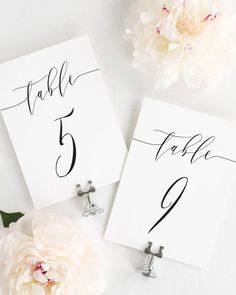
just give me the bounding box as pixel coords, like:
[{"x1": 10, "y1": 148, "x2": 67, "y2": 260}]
[
  {"x1": 0, "y1": 36, "x2": 127, "y2": 208},
  {"x1": 105, "y1": 98, "x2": 236, "y2": 268}
]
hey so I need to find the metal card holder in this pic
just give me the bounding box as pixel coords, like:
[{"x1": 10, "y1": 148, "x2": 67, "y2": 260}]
[
  {"x1": 137, "y1": 242, "x2": 164, "y2": 279},
  {"x1": 76, "y1": 181, "x2": 104, "y2": 217}
]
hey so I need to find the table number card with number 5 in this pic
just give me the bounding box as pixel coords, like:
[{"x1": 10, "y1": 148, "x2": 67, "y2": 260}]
[
  {"x1": 0, "y1": 36, "x2": 127, "y2": 208},
  {"x1": 105, "y1": 98, "x2": 236, "y2": 268}
]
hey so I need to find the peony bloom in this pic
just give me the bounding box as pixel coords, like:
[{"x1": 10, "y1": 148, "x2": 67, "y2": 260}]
[
  {"x1": 0, "y1": 212, "x2": 105, "y2": 295},
  {"x1": 125, "y1": 0, "x2": 236, "y2": 90}
]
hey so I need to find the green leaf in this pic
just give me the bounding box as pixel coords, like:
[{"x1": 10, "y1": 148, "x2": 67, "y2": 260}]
[{"x1": 0, "y1": 210, "x2": 24, "y2": 228}]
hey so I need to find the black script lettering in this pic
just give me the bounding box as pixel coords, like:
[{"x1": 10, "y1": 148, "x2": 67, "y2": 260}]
[
  {"x1": 148, "y1": 177, "x2": 188, "y2": 233},
  {"x1": 54, "y1": 108, "x2": 77, "y2": 178}
]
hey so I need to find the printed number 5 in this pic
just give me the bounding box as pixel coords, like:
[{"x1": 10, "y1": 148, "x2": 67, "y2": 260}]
[{"x1": 54, "y1": 108, "x2": 77, "y2": 178}]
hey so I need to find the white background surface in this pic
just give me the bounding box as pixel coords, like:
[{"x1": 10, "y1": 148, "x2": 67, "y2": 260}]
[{"x1": 0, "y1": 1, "x2": 236, "y2": 294}]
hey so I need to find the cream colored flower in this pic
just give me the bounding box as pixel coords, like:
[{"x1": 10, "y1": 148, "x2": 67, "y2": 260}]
[
  {"x1": 125, "y1": 0, "x2": 236, "y2": 90},
  {"x1": 0, "y1": 212, "x2": 105, "y2": 295}
]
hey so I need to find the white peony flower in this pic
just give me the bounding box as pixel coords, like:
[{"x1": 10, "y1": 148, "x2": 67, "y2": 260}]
[
  {"x1": 125, "y1": 0, "x2": 236, "y2": 90},
  {"x1": 0, "y1": 212, "x2": 105, "y2": 295}
]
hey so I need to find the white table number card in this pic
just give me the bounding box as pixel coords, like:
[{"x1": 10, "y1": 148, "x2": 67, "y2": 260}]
[
  {"x1": 0, "y1": 36, "x2": 127, "y2": 208},
  {"x1": 106, "y1": 98, "x2": 236, "y2": 268}
]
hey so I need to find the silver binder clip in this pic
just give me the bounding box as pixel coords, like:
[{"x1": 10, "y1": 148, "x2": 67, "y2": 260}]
[
  {"x1": 137, "y1": 242, "x2": 164, "y2": 279},
  {"x1": 76, "y1": 181, "x2": 104, "y2": 217}
]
